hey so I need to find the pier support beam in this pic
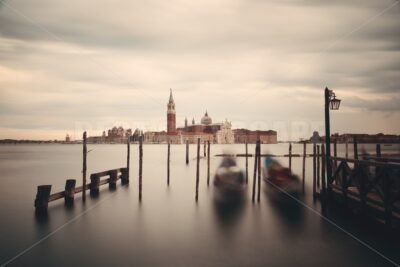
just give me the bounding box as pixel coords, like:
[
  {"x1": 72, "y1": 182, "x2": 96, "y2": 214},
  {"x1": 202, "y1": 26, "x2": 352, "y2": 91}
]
[
  {"x1": 139, "y1": 137, "x2": 143, "y2": 202},
  {"x1": 109, "y1": 169, "x2": 118, "y2": 190},
  {"x1": 302, "y1": 142, "x2": 306, "y2": 193},
  {"x1": 186, "y1": 140, "x2": 189, "y2": 165},
  {"x1": 121, "y1": 168, "x2": 129, "y2": 185},
  {"x1": 34, "y1": 185, "x2": 52, "y2": 213},
  {"x1": 207, "y1": 141, "x2": 210, "y2": 186},
  {"x1": 83, "y1": 131, "x2": 87, "y2": 201},
  {"x1": 245, "y1": 141, "x2": 248, "y2": 184},
  {"x1": 195, "y1": 138, "x2": 200, "y2": 202},
  {"x1": 167, "y1": 141, "x2": 170, "y2": 186},
  {"x1": 90, "y1": 174, "x2": 100, "y2": 196},
  {"x1": 64, "y1": 179, "x2": 76, "y2": 205}
]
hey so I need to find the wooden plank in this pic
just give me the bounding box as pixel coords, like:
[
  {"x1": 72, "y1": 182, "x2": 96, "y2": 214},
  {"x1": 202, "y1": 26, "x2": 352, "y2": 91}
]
[{"x1": 48, "y1": 192, "x2": 64, "y2": 202}]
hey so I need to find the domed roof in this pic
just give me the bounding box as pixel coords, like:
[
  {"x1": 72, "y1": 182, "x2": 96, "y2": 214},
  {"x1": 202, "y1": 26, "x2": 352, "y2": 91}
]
[{"x1": 201, "y1": 111, "x2": 212, "y2": 125}]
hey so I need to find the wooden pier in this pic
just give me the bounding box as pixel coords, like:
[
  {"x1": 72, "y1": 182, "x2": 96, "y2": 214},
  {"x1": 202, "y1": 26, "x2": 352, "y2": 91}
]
[
  {"x1": 326, "y1": 156, "x2": 400, "y2": 227},
  {"x1": 34, "y1": 167, "x2": 129, "y2": 213}
]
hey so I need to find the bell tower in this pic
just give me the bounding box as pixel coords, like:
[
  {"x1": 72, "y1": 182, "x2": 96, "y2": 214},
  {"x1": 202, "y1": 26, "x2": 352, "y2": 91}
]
[{"x1": 167, "y1": 88, "x2": 176, "y2": 134}]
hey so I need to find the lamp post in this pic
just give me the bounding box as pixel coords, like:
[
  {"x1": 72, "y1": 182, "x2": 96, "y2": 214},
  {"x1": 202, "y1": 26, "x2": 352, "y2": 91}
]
[{"x1": 324, "y1": 87, "x2": 341, "y2": 195}]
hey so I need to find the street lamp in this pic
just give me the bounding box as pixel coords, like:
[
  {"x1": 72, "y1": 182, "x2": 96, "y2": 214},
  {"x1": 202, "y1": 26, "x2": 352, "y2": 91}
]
[
  {"x1": 324, "y1": 87, "x2": 340, "y2": 196},
  {"x1": 329, "y1": 93, "x2": 341, "y2": 110}
]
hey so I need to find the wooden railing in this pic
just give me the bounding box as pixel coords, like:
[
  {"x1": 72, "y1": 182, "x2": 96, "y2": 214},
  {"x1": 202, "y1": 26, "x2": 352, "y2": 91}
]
[
  {"x1": 329, "y1": 157, "x2": 400, "y2": 226},
  {"x1": 34, "y1": 167, "x2": 129, "y2": 213}
]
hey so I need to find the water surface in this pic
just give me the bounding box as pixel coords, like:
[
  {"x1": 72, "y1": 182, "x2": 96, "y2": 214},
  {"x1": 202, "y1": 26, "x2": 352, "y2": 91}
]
[{"x1": 0, "y1": 143, "x2": 399, "y2": 266}]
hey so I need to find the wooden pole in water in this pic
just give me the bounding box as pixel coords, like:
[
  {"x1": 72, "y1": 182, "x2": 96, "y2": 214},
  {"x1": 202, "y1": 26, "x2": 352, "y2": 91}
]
[
  {"x1": 203, "y1": 141, "x2": 206, "y2": 157},
  {"x1": 167, "y1": 140, "x2": 170, "y2": 186},
  {"x1": 90, "y1": 174, "x2": 100, "y2": 196},
  {"x1": 109, "y1": 169, "x2": 118, "y2": 190},
  {"x1": 376, "y1": 143, "x2": 381, "y2": 158},
  {"x1": 312, "y1": 144, "x2": 316, "y2": 198},
  {"x1": 353, "y1": 136, "x2": 358, "y2": 159},
  {"x1": 64, "y1": 179, "x2": 76, "y2": 205},
  {"x1": 186, "y1": 140, "x2": 189, "y2": 165},
  {"x1": 252, "y1": 143, "x2": 258, "y2": 202},
  {"x1": 288, "y1": 143, "x2": 292, "y2": 171},
  {"x1": 316, "y1": 145, "x2": 320, "y2": 187},
  {"x1": 82, "y1": 131, "x2": 87, "y2": 201},
  {"x1": 245, "y1": 140, "x2": 248, "y2": 184},
  {"x1": 321, "y1": 144, "x2": 326, "y2": 191},
  {"x1": 333, "y1": 139, "x2": 337, "y2": 172},
  {"x1": 257, "y1": 141, "x2": 261, "y2": 202},
  {"x1": 302, "y1": 142, "x2": 306, "y2": 193},
  {"x1": 139, "y1": 136, "x2": 143, "y2": 202},
  {"x1": 34, "y1": 185, "x2": 52, "y2": 213},
  {"x1": 126, "y1": 136, "x2": 130, "y2": 184},
  {"x1": 207, "y1": 140, "x2": 210, "y2": 186},
  {"x1": 195, "y1": 138, "x2": 200, "y2": 201}
]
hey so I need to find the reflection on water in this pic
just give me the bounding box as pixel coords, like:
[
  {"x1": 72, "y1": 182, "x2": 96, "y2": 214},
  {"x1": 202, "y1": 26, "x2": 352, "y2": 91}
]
[
  {"x1": 213, "y1": 197, "x2": 246, "y2": 231},
  {"x1": 266, "y1": 189, "x2": 305, "y2": 232}
]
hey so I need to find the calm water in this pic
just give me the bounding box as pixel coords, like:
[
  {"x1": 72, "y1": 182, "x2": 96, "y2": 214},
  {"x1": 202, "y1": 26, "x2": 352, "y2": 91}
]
[{"x1": 0, "y1": 143, "x2": 399, "y2": 266}]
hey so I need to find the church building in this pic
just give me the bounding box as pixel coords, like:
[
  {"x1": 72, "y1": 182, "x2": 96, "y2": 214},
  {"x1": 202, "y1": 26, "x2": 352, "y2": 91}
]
[{"x1": 143, "y1": 89, "x2": 234, "y2": 144}]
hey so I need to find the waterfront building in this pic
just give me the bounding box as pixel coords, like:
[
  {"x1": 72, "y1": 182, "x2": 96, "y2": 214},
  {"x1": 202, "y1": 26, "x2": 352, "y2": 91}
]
[
  {"x1": 87, "y1": 126, "x2": 132, "y2": 143},
  {"x1": 233, "y1": 129, "x2": 277, "y2": 144}
]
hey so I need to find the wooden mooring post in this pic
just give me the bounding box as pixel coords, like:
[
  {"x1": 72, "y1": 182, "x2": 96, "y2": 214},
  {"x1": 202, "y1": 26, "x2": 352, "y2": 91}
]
[
  {"x1": 321, "y1": 144, "x2": 326, "y2": 191},
  {"x1": 245, "y1": 141, "x2": 248, "y2": 184},
  {"x1": 90, "y1": 174, "x2": 100, "y2": 196},
  {"x1": 167, "y1": 140, "x2": 170, "y2": 186},
  {"x1": 195, "y1": 138, "x2": 200, "y2": 201},
  {"x1": 122, "y1": 137, "x2": 130, "y2": 185},
  {"x1": 139, "y1": 136, "x2": 143, "y2": 202},
  {"x1": 257, "y1": 141, "x2": 261, "y2": 202},
  {"x1": 316, "y1": 145, "x2": 320, "y2": 187},
  {"x1": 376, "y1": 144, "x2": 381, "y2": 158},
  {"x1": 207, "y1": 141, "x2": 210, "y2": 186},
  {"x1": 203, "y1": 141, "x2": 206, "y2": 157},
  {"x1": 34, "y1": 185, "x2": 52, "y2": 213},
  {"x1": 109, "y1": 169, "x2": 118, "y2": 190},
  {"x1": 252, "y1": 142, "x2": 258, "y2": 202},
  {"x1": 333, "y1": 139, "x2": 337, "y2": 171},
  {"x1": 312, "y1": 144, "x2": 316, "y2": 198},
  {"x1": 186, "y1": 140, "x2": 189, "y2": 165},
  {"x1": 82, "y1": 131, "x2": 87, "y2": 201},
  {"x1": 288, "y1": 143, "x2": 292, "y2": 171},
  {"x1": 64, "y1": 179, "x2": 76, "y2": 205},
  {"x1": 302, "y1": 142, "x2": 306, "y2": 193},
  {"x1": 353, "y1": 136, "x2": 358, "y2": 160}
]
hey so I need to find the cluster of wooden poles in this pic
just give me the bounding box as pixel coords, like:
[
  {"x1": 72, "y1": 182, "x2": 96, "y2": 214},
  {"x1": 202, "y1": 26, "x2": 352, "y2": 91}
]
[
  {"x1": 178, "y1": 139, "x2": 211, "y2": 202},
  {"x1": 35, "y1": 131, "x2": 367, "y2": 213}
]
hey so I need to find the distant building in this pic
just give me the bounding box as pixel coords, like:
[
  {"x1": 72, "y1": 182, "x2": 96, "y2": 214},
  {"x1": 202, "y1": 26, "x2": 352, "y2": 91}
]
[
  {"x1": 144, "y1": 90, "x2": 235, "y2": 144},
  {"x1": 65, "y1": 134, "x2": 71, "y2": 143},
  {"x1": 310, "y1": 133, "x2": 400, "y2": 144},
  {"x1": 87, "y1": 126, "x2": 132, "y2": 143},
  {"x1": 233, "y1": 129, "x2": 277, "y2": 144}
]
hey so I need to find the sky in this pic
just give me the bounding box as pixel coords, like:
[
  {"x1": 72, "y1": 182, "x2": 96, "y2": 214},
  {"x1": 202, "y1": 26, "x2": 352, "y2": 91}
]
[{"x1": 0, "y1": 0, "x2": 399, "y2": 141}]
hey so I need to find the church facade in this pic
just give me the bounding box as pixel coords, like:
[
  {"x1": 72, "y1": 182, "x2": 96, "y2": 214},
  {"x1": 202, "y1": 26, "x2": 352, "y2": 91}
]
[{"x1": 143, "y1": 89, "x2": 234, "y2": 144}]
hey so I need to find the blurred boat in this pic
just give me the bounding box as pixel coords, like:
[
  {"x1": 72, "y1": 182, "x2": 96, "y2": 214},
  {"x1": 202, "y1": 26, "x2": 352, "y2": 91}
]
[
  {"x1": 213, "y1": 157, "x2": 246, "y2": 204},
  {"x1": 263, "y1": 156, "x2": 301, "y2": 198}
]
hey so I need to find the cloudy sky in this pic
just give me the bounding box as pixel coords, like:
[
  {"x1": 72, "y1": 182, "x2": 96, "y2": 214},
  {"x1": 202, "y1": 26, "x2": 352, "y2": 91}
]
[{"x1": 0, "y1": 0, "x2": 399, "y2": 141}]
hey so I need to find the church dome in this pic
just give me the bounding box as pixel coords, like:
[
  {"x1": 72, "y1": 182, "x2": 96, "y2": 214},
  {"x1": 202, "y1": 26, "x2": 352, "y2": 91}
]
[{"x1": 201, "y1": 111, "x2": 212, "y2": 125}]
